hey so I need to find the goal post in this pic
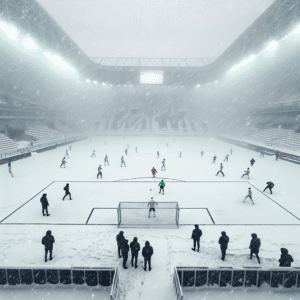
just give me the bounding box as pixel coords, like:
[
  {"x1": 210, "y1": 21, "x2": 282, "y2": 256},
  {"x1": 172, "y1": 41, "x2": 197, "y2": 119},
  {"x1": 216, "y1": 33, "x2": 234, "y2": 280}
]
[{"x1": 117, "y1": 202, "x2": 180, "y2": 228}]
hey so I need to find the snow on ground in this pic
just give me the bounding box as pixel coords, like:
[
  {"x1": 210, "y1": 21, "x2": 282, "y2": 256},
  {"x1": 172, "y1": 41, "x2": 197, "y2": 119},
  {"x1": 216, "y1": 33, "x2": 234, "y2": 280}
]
[{"x1": 1, "y1": 136, "x2": 300, "y2": 300}]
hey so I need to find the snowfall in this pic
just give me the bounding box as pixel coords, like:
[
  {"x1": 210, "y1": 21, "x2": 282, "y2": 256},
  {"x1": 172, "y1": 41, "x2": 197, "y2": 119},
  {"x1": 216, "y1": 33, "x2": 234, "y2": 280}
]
[{"x1": 1, "y1": 136, "x2": 300, "y2": 300}]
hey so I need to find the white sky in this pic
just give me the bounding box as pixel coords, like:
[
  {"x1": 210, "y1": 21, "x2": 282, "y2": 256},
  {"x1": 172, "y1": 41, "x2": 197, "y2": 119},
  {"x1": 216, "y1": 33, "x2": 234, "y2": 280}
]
[{"x1": 37, "y1": 0, "x2": 275, "y2": 58}]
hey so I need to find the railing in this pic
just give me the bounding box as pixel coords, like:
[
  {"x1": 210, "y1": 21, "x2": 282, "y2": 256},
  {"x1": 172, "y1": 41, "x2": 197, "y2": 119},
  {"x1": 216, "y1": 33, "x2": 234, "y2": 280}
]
[
  {"x1": 110, "y1": 266, "x2": 120, "y2": 300},
  {"x1": 0, "y1": 134, "x2": 87, "y2": 159},
  {"x1": 173, "y1": 267, "x2": 184, "y2": 300},
  {"x1": 0, "y1": 265, "x2": 117, "y2": 287},
  {"x1": 175, "y1": 266, "x2": 300, "y2": 292}
]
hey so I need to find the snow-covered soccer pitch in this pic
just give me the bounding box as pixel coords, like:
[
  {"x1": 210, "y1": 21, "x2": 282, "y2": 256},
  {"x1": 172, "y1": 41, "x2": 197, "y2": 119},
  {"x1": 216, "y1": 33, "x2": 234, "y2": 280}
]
[
  {"x1": 1, "y1": 136, "x2": 300, "y2": 300},
  {"x1": 1, "y1": 181, "x2": 299, "y2": 225}
]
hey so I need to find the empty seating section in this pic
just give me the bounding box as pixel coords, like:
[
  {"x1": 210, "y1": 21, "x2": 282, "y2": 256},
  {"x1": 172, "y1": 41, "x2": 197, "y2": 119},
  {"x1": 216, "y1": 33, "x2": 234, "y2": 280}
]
[
  {"x1": 25, "y1": 125, "x2": 64, "y2": 142},
  {"x1": 244, "y1": 128, "x2": 300, "y2": 151},
  {"x1": 0, "y1": 133, "x2": 18, "y2": 152}
]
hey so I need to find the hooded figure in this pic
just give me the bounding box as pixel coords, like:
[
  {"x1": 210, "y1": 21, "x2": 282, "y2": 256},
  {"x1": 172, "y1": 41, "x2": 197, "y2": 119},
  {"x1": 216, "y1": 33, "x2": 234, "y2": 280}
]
[
  {"x1": 249, "y1": 233, "x2": 261, "y2": 264},
  {"x1": 218, "y1": 231, "x2": 229, "y2": 261},
  {"x1": 40, "y1": 193, "x2": 50, "y2": 216},
  {"x1": 121, "y1": 239, "x2": 129, "y2": 269},
  {"x1": 191, "y1": 225, "x2": 202, "y2": 252},
  {"x1": 250, "y1": 158, "x2": 255, "y2": 166},
  {"x1": 116, "y1": 231, "x2": 125, "y2": 258},
  {"x1": 130, "y1": 237, "x2": 141, "y2": 268},
  {"x1": 41, "y1": 230, "x2": 55, "y2": 262},
  {"x1": 279, "y1": 248, "x2": 294, "y2": 267},
  {"x1": 142, "y1": 241, "x2": 153, "y2": 271}
]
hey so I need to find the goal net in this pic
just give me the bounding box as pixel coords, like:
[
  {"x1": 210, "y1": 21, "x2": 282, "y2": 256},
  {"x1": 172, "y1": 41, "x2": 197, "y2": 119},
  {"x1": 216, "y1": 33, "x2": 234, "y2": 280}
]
[{"x1": 118, "y1": 202, "x2": 180, "y2": 228}]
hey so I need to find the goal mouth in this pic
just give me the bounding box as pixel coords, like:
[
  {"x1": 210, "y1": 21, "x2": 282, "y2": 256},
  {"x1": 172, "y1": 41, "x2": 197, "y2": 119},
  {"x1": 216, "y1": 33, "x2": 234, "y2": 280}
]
[{"x1": 118, "y1": 202, "x2": 180, "y2": 228}]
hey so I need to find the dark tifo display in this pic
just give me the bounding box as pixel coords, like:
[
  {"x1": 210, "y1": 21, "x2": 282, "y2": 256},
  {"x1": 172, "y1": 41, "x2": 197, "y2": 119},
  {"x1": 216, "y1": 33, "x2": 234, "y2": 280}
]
[{"x1": 0, "y1": 266, "x2": 115, "y2": 287}]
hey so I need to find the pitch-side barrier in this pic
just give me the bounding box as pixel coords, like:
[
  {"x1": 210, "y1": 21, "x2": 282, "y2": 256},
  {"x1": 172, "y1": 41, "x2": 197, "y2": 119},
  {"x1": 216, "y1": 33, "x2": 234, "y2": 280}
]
[
  {"x1": 0, "y1": 265, "x2": 119, "y2": 299},
  {"x1": 173, "y1": 266, "x2": 300, "y2": 298}
]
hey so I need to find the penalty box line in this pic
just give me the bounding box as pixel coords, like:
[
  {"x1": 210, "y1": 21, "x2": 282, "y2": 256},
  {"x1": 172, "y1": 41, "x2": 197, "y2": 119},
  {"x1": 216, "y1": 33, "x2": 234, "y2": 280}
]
[
  {"x1": 248, "y1": 182, "x2": 300, "y2": 222},
  {"x1": 0, "y1": 181, "x2": 55, "y2": 224}
]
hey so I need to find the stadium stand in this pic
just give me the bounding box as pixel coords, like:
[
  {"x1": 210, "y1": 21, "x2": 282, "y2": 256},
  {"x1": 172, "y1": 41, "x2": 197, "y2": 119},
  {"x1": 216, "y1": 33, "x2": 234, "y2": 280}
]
[
  {"x1": 0, "y1": 133, "x2": 18, "y2": 152},
  {"x1": 25, "y1": 125, "x2": 65, "y2": 142}
]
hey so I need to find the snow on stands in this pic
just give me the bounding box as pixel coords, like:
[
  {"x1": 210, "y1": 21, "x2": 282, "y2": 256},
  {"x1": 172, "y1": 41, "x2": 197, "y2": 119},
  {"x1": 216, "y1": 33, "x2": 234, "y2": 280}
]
[{"x1": 1, "y1": 136, "x2": 300, "y2": 300}]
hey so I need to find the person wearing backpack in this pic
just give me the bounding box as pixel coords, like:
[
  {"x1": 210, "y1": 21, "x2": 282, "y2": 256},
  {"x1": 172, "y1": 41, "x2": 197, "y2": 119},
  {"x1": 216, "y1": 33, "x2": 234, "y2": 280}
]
[
  {"x1": 142, "y1": 241, "x2": 153, "y2": 271},
  {"x1": 130, "y1": 237, "x2": 140, "y2": 268},
  {"x1": 62, "y1": 183, "x2": 72, "y2": 200}
]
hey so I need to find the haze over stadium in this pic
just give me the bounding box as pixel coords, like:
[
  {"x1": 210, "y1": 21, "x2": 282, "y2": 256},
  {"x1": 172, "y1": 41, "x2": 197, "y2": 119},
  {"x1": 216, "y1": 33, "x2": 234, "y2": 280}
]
[{"x1": 1, "y1": 0, "x2": 300, "y2": 299}]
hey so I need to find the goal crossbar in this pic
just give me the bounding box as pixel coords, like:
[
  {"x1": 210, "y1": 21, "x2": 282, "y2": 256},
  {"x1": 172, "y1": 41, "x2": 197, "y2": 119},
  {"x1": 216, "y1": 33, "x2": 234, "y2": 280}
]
[{"x1": 118, "y1": 202, "x2": 180, "y2": 228}]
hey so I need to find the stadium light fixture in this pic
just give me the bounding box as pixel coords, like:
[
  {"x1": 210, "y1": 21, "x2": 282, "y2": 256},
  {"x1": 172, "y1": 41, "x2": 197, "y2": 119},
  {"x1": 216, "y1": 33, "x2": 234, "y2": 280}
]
[
  {"x1": 44, "y1": 52, "x2": 75, "y2": 73},
  {"x1": 93, "y1": 80, "x2": 98, "y2": 84},
  {"x1": 0, "y1": 22, "x2": 18, "y2": 40},
  {"x1": 102, "y1": 82, "x2": 106, "y2": 86},
  {"x1": 86, "y1": 79, "x2": 90, "y2": 83},
  {"x1": 23, "y1": 37, "x2": 38, "y2": 50},
  {"x1": 266, "y1": 41, "x2": 278, "y2": 51}
]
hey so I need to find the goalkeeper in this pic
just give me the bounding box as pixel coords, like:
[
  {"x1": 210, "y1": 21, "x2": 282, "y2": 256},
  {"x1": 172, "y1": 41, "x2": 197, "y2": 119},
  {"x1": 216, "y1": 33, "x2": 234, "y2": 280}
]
[
  {"x1": 158, "y1": 180, "x2": 165, "y2": 195},
  {"x1": 147, "y1": 197, "x2": 158, "y2": 218}
]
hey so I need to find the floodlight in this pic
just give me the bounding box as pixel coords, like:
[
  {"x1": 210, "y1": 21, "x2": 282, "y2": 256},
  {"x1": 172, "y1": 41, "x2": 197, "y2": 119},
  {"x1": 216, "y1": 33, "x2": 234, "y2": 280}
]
[
  {"x1": 293, "y1": 25, "x2": 300, "y2": 35},
  {"x1": 23, "y1": 37, "x2": 38, "y2": 49},
  {"x1": 266, "y1": 41, "x2": 278, "y2": 51},
  {"x1": 230, "y1": 65, "x2": 239, "y2": 72},
  {"x1": 0, "y1": 22, "x2": 18, "y2": 40},
  {"x1": 93, "y1": 80, "x2": 98, "y2": 84},
  {"x1": 86, "y1": 79, "x2": 90, "y2": 83}
]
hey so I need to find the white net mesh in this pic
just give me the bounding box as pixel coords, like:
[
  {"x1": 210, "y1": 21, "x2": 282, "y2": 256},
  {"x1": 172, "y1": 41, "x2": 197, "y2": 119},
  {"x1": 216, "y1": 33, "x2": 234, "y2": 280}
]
[{"x1": 118, "y1": 202, "x2": 179, "y2": 228}]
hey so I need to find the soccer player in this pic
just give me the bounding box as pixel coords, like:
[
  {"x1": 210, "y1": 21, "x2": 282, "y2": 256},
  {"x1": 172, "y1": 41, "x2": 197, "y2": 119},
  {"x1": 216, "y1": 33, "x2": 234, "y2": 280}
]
[
  {"x1": 157, "y1": 151, "x2": 159, "y2": 158},
  {"x1": 65, "y1": 149, "x2": 69, "y2": 158},
  {"x1": 125, "y1": 148, "x2": 128, "y2": 156},
  {"x1": 161, "y1": 159, "x2": 165, "y2": 171},
  {"x1": 97, "y1": 165, "x2": 102, "y2": 179},
  {"x1": 259, "y1": 151, "x2": 264, "y2": 158},
  {"x1": 179, "y1": 151, "x2": 182, "y2": 158},
  {"x1": 60, "y1": 157, "x2": 67, "y2": 168},
  {"x1": 212, "y1": 155, "x2": 217, "y2": 163},
  {"x1": 8, "y1": 160, "x2": 13, "y2": 177},
  {"x1": 223, "y1": 154, "x2": 229, "y2": 162},
  {"x1": 104, "y1": 154, "x2": 109, "y2": 166},
  {"x1": 135, "y1": 147, "x2": 138, "y2": 153},
  {"x1": 250, "y1": 158, "x2": 255, "y2": 166},
  {"x1": 201, "y1": 151, "x2": 203, "y2": 157},
  {"x1": 121, "y1": 156, "x2": 126, "y2": 167},
  {"x1": 244, "y1": 187, "x2": 254, "y2": 204},
  {"x1": 216, "y1": 163, "x2": 225, "y2": 177},
  {"x1": 230, "y1": 149, "x2": 233, "y2": 155},
  {"x1": 69, "y1": 145, "x2": 72, "y2": 151},
  {"x1": 147, "y1": 197, "x2": 158, "y2": 218},
  {"x1": 241, "y1": 168, "x2": 250, "y2": 179},
  {"x1": 158, "y1": 180, "x2": 165, "y2": 195},
  {"x1": 62, "y1": 183, "x2": 72, "y2": 200},
  {"x1": 91, "y1": 149, "x2": 96, "y2": 158},
  {"x1": 151, "y1": 167, "x2": 157, "y2": 177},
  {"x1": 263, "y1": 181, "x2": 274, "y2": 194}
]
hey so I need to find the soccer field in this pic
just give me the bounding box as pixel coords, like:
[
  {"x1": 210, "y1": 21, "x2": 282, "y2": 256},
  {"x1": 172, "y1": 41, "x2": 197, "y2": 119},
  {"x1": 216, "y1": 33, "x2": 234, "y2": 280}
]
[{"x1": 1, "y1": 136, "x2": 300, "y2": 300}]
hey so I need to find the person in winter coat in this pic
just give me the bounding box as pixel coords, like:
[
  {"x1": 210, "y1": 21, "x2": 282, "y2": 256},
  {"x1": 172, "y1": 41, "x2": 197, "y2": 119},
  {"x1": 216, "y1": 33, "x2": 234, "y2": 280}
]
[
  {"x1": 249, "y1": 233, "x2": 261, "y2": 264},
  {"x1": 130, "y1": 237, "x2": 140, "y2": 268},
  {"x1": 42, "y1": 230, "x2": 55, "y2": 262},
  {"x1": 116, "y1": 231, "x2": 125, "y2": 258},
  {"x1": 191, "y1": 224, "x2": 202, "y2": 252},
  {"x1": 250, "y1": 158, "x2": 255, "y2": 166},
  {"x1": 279, "y1": 248, "x2": 294, "y2": 267},
  {"x1": 218, "y1": 231, "x2": 229, "y2": 261},
  {"x1": 263, "y1": 181, "x2": 274, "y2": 194},
  {"x1": 142, "y1": 241, "x2": 153, "y2": 271},
  {"x1": 121, "y1": 239, "x2": 129, "y2": 269},
  {"x1": 62, "y1": 183, "x2": 72, "y2": 200},
  {"x1": 40, "y1": 193, "x2": 50, "y2": 216}
]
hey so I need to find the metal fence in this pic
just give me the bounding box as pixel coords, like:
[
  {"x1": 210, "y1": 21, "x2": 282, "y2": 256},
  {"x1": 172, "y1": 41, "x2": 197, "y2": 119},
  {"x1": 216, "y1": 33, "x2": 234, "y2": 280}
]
[
  {"x1": 110, "y1": 266, "x2": 120, "y2": 300},
  {"x1": 173, "y1": 267, "x2": 184, "y2": 300},
  {"x1": 175, "y1": 266, "x2": 300, "y2": 293}
]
